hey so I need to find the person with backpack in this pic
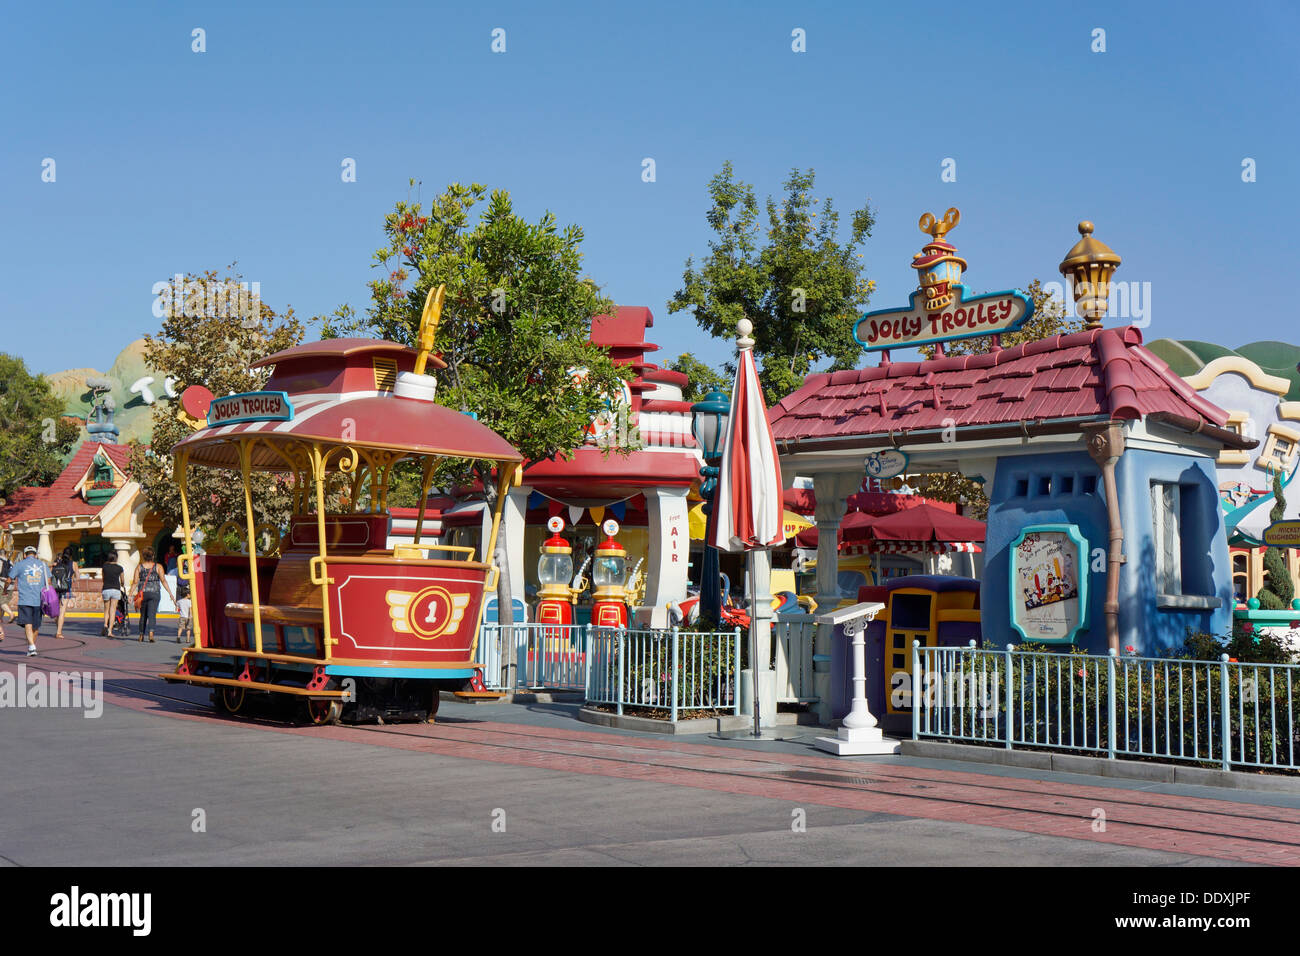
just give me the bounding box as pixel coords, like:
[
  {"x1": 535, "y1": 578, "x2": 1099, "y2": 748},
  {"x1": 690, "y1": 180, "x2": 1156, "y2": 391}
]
[
  {"x1": 52, "y1": 547, "x2": 77, "y2": 639},
  {"x1": 130, "y1": 547, "x2": 174, "y2": 643},
  {"x1": 101, "y1": 551, "x2": 126, "y2": 637},
  {"x1": 0, "y1": 550, "x2": 16, "y2": 624},
  {"x1": 11, "y1": 545, "x2": 50, "y2": 656}
]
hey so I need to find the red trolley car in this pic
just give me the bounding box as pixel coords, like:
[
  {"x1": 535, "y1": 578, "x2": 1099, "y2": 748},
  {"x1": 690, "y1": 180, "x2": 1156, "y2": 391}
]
[{"x1": 160, "y1": 289, "x2": 522, "y2": 723}]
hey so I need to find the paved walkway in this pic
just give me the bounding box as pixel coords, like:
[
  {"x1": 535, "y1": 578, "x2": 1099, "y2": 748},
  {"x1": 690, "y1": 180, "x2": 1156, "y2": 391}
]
[{"x1": 2, "y1": 619, "x2": 1298, "y2": 866}]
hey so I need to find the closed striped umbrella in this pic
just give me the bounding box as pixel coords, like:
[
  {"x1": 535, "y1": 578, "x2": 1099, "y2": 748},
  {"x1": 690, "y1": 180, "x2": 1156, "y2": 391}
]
[
  {"x1": 713, "y1": 320, "x2": 784, "y2": 553},
  {"x1": 713, "y1": 318, "x2": 784, "y2": 738}
]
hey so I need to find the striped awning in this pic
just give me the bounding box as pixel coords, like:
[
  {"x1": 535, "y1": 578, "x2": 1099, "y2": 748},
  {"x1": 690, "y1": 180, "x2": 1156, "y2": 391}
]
[
  {"x1": 841, "y1": 541, "x2": 981, "y2": 556},
  {"x1": 175, "y1": 392, "x2": 521, "y2": 471}
]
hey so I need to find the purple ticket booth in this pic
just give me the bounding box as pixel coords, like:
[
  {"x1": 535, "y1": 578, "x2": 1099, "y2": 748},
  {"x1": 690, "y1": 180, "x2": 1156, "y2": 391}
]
[{"x1": 829, "y1": 574, "x2": 982, "y2": 736}]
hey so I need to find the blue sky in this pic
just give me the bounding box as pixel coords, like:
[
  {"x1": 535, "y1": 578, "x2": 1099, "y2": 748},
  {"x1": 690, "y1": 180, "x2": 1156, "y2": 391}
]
[{"x1": 2, "y1": 0, "x2": 1296, "y2": 376}]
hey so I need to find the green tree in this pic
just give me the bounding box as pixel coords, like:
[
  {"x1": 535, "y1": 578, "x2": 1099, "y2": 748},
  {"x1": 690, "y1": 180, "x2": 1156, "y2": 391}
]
[
  {"x1": 324, "y1": 181, "x2": 628, "y2": 495},
  {"x1": 1257, "y1": 469, "x2": 1294, "y2": 610},
  {"x1": 668, "y1": 163, "x2": 875, "y2": 404},
  {"x1": 669, "y1": 353, "x2": 729, "y2": 403},
  {"x1": 0, "y1": 354, "x2": 79, "y2": 498},
  {"x1": 128, "y1": 268, "x2": 305, "y2": 535},
  {"x1": 911, "y1": 280, "x2": 1083, "y2": 519}
]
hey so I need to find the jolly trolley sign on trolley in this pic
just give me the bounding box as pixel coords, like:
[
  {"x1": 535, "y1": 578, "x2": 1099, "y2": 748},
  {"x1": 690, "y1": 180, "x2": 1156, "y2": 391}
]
[
  {"x1": 854, "y1": 208, "x2": 1034, "y2": 358},
  {"x1": 159, "y1": 285, "x2": 525, "y2": 724}
]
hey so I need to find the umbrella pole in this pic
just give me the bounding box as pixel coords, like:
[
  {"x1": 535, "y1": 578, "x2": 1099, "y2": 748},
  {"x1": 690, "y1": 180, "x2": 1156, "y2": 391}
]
[{"x1": 749, "y1": 549, "x2": 761, "y2": 738}]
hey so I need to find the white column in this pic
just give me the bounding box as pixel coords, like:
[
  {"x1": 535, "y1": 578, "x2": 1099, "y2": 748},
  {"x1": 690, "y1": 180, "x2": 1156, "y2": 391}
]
[
  {"x1": 811, "y1": 470, "x2": 860, "y2": 723},
  {"x1": 636, "y1": 485, "x2": 690, "y2": 627},
  {"x1": 36, "y1": 530, "x2": 54, "y2": 563},
  {"x1": 498, "y1": 485, "x2": 531, "y2": 622},
  {"x1": 748, "y1": 548, "x2": 778, "y2": 727},
  {"x1": 112, "y1": 538, "x2": 139, "y2": 586}
]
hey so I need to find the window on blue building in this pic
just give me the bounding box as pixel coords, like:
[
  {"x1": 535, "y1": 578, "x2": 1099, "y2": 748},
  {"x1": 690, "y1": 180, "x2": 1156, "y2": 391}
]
[{"x1": 1151, "y1": 482, "x2": 1182, "y2": 595}]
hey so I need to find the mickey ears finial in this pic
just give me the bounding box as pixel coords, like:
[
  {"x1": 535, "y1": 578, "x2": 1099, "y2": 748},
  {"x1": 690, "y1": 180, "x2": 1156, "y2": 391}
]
[{"x1": 918, "y1": 207, "x2": 960, "y2": 241}]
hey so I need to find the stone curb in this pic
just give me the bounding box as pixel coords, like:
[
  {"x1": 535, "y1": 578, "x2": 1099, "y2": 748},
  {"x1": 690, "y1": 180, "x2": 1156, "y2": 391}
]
[
  {"x1": 900, "y1": 739, "x2": 1300, "y2": 794},
  {"x1": 577, "y1": 706, "x2": 758, "y2": 735},
  {"x1": 438, "y1": 690, "x2": 585, "y2": 705}
]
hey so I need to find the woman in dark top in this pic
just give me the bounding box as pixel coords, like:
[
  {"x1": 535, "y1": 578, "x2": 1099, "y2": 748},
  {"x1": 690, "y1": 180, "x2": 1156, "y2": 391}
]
[
  {"x1": 130, "y1": 547, "x2": 175, "y2": 643},
  {"x1": 101, "y1": 553, "x2": 126, "y2": 637},
  {"x1": 53, "y1": 547, "x2": 78, "y2": 639}
]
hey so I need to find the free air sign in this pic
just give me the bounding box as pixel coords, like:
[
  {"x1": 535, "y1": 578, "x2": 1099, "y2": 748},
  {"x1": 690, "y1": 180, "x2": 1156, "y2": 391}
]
[
  {"x1": 207, "y1": 391, "x2": 294, "y2": 426},
  {"x1": 855, "y1": 284, "x2": 1032, "y2": 352}
]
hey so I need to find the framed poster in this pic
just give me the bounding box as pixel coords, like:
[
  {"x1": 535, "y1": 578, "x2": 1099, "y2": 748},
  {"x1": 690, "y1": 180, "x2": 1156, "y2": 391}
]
[{"x1": 1009, "y1": 524, "x2": 1089, "y2": 644}]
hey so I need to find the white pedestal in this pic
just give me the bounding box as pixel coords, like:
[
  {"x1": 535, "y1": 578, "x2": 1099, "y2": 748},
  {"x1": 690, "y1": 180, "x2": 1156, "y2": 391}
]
[
  {"x1": 812, "y1": 600, "x2": 896, "y2": 756},
  {"x1": 814, "y1": 726, "x2": 900, "y2": 755}
]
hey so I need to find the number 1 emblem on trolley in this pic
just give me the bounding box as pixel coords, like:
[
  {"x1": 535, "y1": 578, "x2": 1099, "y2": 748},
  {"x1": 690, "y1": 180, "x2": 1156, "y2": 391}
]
[{"x1": 386, "y1": 586, "x2": 471, "y2": 640}]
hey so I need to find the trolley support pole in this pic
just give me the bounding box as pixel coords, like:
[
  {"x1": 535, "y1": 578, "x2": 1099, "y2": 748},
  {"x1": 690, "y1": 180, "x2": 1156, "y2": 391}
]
[
  {"x1": 175, "y1": 448, "x2": 201, "y2": 647},
  {"x1": 238, "y1": 438, "x2": 264, "y2": 655}
]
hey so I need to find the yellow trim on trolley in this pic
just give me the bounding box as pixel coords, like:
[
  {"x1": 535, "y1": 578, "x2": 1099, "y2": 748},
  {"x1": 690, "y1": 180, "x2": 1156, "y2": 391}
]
[{"x1": 159, "y1": 673, "x2": 347, "y2": 698}]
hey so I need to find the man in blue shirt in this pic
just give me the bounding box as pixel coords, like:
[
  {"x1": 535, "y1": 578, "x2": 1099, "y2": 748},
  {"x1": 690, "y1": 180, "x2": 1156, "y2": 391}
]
[{"x1": 11, "y1": 545, "x2": 49, "y2": 657}]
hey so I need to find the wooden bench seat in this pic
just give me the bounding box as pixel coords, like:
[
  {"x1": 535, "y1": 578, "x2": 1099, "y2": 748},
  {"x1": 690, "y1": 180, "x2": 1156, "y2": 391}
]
[{"x1": 225, "y1": 602, "x2": 324, "y2": 626}]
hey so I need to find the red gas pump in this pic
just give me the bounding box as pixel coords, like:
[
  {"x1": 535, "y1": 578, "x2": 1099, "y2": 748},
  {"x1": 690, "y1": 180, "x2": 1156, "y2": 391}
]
[
  {"x1": 535, "y1": 516, "x2": 578, "y2": 627},
  {"x1": 591, "y1": 519, "x2": 630, "y2": 628}
]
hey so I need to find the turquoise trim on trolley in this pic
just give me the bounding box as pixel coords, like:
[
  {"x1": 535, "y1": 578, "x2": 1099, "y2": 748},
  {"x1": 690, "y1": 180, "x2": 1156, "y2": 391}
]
[{"x1": 324, "y1": 665, "x2": 476, "y2": 679}]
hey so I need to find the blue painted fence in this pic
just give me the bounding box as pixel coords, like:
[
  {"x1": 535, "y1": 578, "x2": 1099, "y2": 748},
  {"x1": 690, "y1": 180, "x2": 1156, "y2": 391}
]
[{"x1": 912, "y1": 642, "x2": 1300, "y2": 773}]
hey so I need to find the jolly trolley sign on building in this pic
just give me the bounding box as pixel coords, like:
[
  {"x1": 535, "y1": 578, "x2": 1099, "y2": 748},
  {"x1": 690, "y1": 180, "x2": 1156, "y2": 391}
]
[
  {"x1": 854, "y1": 208, "x2": 1034, "y2": 354},
  {"x1": 208, "y1": 390, "x2": 294, "y2": 426}
]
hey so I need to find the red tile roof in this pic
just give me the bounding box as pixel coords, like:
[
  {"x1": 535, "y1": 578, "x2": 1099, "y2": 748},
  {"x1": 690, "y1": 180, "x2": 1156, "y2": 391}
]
[
  {"x1": 769, "y1": 326, "x2": 1238, "y2": 447},
  {"x1": 0, "y1": 442, "x2": 133, "y2": 526}
]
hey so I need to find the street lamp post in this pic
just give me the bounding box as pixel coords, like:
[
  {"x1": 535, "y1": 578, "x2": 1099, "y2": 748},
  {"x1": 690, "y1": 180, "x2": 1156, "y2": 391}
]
[{"x1": 691, "y1": 390, "x2": 730, "y2": 628}]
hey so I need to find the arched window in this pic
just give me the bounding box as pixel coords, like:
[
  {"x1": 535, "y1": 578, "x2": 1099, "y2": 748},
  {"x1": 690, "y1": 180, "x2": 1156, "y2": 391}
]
[{"x1": 1232, "y1": 551, "x2": 1250, "y2": 604}]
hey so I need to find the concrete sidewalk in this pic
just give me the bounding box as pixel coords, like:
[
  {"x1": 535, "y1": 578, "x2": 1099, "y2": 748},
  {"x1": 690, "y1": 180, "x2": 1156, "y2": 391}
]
[{"x1": 2, "y1": 617, "x2": 1296, "y2": 866}]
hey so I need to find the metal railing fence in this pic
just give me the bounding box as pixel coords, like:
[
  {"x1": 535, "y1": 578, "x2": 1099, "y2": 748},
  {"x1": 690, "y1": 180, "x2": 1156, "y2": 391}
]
[
  {"x1": 912, "y1": 642, "x2": 1300, "y2": 772},
  {"x1": 478, "y1": 623, "x2": 587, "y2": 691},
  {"x1": 478, "y1": 623, "x2": 743, "y2": 721},
  {"x1": 774, "y1": 613, "x2": 816, "y2": 703},
  {"x1": 585, "y1": 627, "x2": 742, "y2": 721}
]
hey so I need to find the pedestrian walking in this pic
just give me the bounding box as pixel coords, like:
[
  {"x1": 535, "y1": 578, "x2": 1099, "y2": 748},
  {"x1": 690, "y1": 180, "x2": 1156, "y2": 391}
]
[
  {"x1": 130, "y1": 547, "x2": 174, "y2": 643},
  {"x1": 175, "y1": 572, "x2": 191, "y2": 644},
  {"x1": 101, "y1": 551, "x2": 126, "y2": 637},
  {"x1": 52, "y1": 546, "x2": 78, "y2": 639},
  {"x1": 11, "y1": 545, "x2": 50, "y2": 656},
  {"x1": 0, "y1": 550, "x2": 16, "y2": 624}
]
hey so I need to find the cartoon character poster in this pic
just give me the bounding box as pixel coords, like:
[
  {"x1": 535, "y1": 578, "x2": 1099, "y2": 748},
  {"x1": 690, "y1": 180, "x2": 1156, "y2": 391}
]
[{"x1": 1012, "y1": 529, "x2": 1085, "y2": 642}]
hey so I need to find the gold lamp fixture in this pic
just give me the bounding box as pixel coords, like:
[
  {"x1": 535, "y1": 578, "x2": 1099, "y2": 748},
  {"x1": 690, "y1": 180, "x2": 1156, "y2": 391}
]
[{"x1": 1059, "y1": 221, "x2": 1121, "y2": 330}]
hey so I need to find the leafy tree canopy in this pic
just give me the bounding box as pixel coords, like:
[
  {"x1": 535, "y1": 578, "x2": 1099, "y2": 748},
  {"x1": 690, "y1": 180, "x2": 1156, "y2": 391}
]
[
  {"x1": 668, "y1": 353, "x2": 730, "y2": 404},
  {"x1": 0, "y1": 354, "x2": 79, "y2": 499},
  {"x1": 129, "y1": 268, "x2": 305, "y2": 535},
  {"x1": 324, "y1": 181, "x2": 628, "y2": 494},
  {"x1": 668, "y1": 163, "x2": 875, "y2": 404}
]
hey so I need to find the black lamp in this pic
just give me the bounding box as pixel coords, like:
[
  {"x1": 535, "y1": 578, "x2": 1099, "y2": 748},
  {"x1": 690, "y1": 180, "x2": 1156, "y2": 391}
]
[{"x1": 691, "y1": 389, "x2": 731, "y2": 625}]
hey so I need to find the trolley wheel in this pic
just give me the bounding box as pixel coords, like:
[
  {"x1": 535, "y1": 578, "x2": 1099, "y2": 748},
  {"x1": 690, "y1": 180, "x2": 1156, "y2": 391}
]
[
  {"x1": 303, "y1": 698, "x2": 342, "y2": 726},
  {"x1": 216, "y1": 686, "x2": 246, "y2": 715}
]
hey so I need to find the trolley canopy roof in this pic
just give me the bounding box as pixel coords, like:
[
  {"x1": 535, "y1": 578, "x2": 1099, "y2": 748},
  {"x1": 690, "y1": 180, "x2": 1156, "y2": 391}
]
[{"x1": 174, "y1": 338, "x2": 520, "y2": 471}]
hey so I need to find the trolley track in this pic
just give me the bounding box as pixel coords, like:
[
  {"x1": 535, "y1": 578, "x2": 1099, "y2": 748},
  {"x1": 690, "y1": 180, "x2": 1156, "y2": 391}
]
[
  {"x1": 340, "y1": 720, "x2": 1300, "y2": 848},
  {"x1": 8, "y1": 636, "x2": 1300, "y2": 858}
]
